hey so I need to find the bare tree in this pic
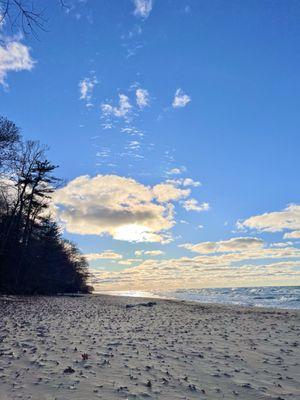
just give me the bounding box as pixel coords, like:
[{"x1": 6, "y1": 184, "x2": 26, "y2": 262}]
[
  {"x1": 0, "y1": 116, "x2": 20, "y2": 169},
  {"x1": 0, "y1": 117, "x2": 20, "y2": 230},
  {"x1": 0, "y1": 0, "x2": 68, "y2": 36}
]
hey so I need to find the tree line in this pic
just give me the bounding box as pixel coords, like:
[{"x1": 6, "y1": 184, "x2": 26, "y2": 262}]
[{"x1": 0, "y1": 116, "x2": 93, "y2": 295}]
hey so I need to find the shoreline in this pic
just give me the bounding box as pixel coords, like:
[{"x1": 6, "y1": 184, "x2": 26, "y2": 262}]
[
  {"x1": 2, "y1": 291, "x2": 300, "y2": 313},
  {"x1": 94, "y1": 285, "x2": 300, "y2": 311},
  {"x1": 94, "y1": 292, "x2": 300, "y2": 314}
]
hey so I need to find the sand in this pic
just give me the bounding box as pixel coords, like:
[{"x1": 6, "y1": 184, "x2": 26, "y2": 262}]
[{"x1": 0, "y1": 294, "x2": 299, "y2": 400}]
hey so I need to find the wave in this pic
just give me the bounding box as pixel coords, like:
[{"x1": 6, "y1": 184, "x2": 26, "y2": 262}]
[{"x1": 156, "y1": 286, "x2": 300, "y2": 309}]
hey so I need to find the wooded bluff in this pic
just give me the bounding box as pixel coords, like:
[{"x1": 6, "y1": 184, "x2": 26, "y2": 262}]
[{"x1": 0, "y1": 116, "x2": 92, "y2": 295}]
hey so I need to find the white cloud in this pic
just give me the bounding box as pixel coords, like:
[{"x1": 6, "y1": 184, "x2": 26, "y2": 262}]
[
  {"x1": 270, "y1": 242, "x2": 293, "y2": 248},
  {"x1": 79, "y1": 74, "x2": 98, "y2": 106},
  {"x1": 166, "y1": 166, "x2": 187, "y2": 175},
  {"x1": 133, "y1": 0, "x2": 153, "y2": 19},
  {"x1": 127, "y1": 140, "x2": 140, "y2": 150},
  {"x1": 101, "y1": 94, "x2": 132, "y2": 118},
  {"x1": 183, "y1": 199, "x2": 210, "y2": 212},
  {"x1": 0, "y1": 36, "x2": 35, "y2": 88},
  {"x1": 152, "y1": 182, "x2": 190, "y2": 203},
  {"x1": 167, "y1": 168, "x2": 182, "y2": 175},
  {"x1": 283, "y1": 230, "x2": 300, "y2": 240},
  {"x1": 53, "y1": 175, "x2": 207, "y2": 243},
  {"x1": 53, "y1": 174, "x2": 178, "y2": 243},
  {"x1": 167, "y1": 177, "x2": 201, "y2": 187},
  {"x1": 238, "y1": 204, "x2": 300, "y2": 236},
  {"x1": 85, "y1": 251, "x2": 123, "y2": 261},
  {"x1": 172, "y1": 88, "x2": 191, "y2": 108},
  {"x1": 135, "y1": 250, "x2": 164, "y2": 256},
  {"x1": 180, "y1": 237, "x2": 264, "y2": 254},
  {"x1": 136, "y1": 88, "x2": 150, "y2": 108},
  {"x1": 182, "y1": 178, "x2": 201, "y2": 187},
  {"x1": 99, "y1": 90, "x2": 147, "y2": 133}
]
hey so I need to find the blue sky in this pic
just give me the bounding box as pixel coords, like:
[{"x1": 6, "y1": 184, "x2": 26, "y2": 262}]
[{"x1": 1, "y1": 0, "x2": 300, "y2": 290}]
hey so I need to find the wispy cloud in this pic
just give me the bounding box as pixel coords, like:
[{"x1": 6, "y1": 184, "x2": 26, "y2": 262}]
[
  {"x1": 0, "y1": 35, "x2": 35, "y2": 88},
  {"x1": 100, "y1": 87, "x2": 150, "y2": 138},
  {"x1": 133, "y1": 0, "x2": 153, "y2": 19},
  {"x1": 135, "y1": 249, "x2": 164, "y2": 256},
  {"x1": 172, "y1": 88, "x2": 191, "y2": 108},
  {"x1": 101, "y1": 94, "x2": 132, "y2": 118},
  {"x1": 167, "y1": 177, "x2": 201, "y2": 187},
  {"x1": 127, "y1": 140, "x2": 141, "y2": 150},
  {"x1": 166, "y1": 166, "x2": 187, "y2": 175},
  {"x1": 136, "y1": 88, "x2": 150, "y2": 108},
  {"x1": 167, "y1": 168, "x2": 181, "y2": 175},
  {"x1": 79, "y1": 73, "x2": 98, "y2": 107}
]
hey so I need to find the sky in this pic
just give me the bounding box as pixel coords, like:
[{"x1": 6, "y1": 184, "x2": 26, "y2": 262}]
[{"x1": 1, "y1": 0, "x2": 300, "y2": 292}]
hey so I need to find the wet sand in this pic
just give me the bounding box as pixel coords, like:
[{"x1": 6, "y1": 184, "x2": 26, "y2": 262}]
[{"x1": 0, "y1": 294, "x2": 299, "y2": 399}]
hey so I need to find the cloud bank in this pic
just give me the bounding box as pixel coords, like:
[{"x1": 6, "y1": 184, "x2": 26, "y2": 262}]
[{"x1": 90, "y1": 238, "x2": 300, "y2": 291}]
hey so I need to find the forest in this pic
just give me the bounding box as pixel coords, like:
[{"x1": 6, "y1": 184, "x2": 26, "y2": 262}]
[{"x1": 0, "y1": 116, "x2": 93, "y2": 295}]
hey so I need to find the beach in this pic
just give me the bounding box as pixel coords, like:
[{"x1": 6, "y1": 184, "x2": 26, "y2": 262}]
[{"x1": 0, "y1": 295, "x2": 299, "y2": 400}]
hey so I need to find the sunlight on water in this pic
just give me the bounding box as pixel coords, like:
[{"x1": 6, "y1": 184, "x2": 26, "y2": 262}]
[
  {"x1": 95, "y1": 286, "x2": 300, "y2": 309},
  {"x1": 94, "y1": 290, "x2": 162, "y2": 298},
  {"x1": 158, "y1": 286, "x2": 300, "y2": 309}
]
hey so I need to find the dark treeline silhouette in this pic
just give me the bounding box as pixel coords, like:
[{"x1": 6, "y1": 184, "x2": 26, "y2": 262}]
[{"x1": 0, "y1": 116, "x2": 93, "y2": 295}]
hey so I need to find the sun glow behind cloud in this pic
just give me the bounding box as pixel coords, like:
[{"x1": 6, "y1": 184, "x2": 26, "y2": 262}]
[
  {"x1": 114, "y1": 224, "x2": 157, "y2": 242},
  {"x1": 52, "y1": 174, "x2": 207, "y2": 243}
]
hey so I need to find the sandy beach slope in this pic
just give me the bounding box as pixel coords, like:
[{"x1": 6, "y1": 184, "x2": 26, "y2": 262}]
[{"x1": 0, "y1": 295, "x2": 299, "y2": 400}]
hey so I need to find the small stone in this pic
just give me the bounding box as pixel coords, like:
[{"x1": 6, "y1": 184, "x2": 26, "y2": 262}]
[{"x1": 64, "y1": 366, "x2": 75, "y2": 374}]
